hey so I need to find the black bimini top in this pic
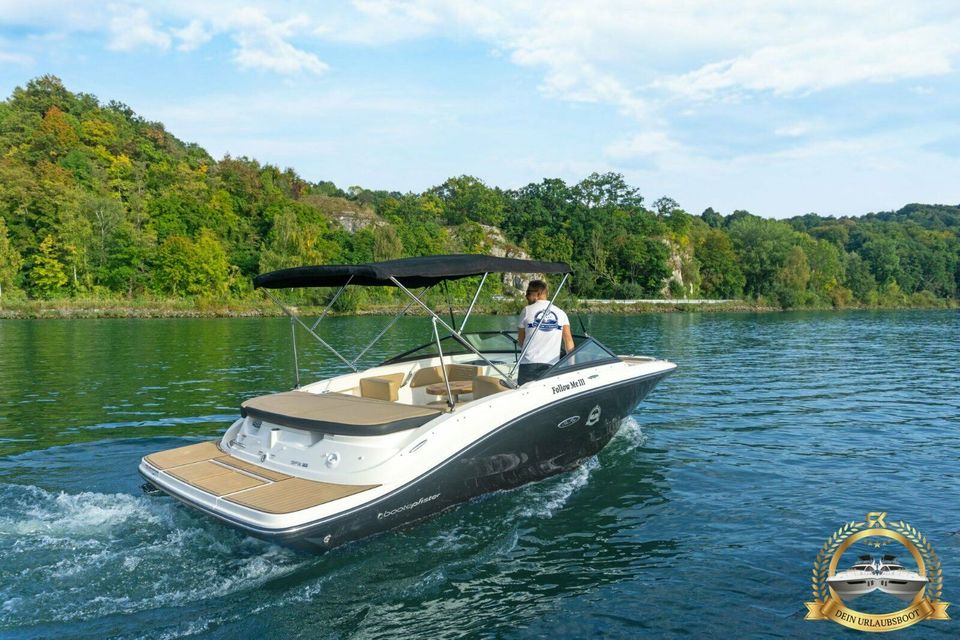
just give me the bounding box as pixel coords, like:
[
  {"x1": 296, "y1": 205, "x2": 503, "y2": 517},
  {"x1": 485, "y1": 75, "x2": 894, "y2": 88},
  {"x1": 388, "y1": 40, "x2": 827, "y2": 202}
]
[{"x1": 254, "y1": 254, "x2": 572, "y2": 289}]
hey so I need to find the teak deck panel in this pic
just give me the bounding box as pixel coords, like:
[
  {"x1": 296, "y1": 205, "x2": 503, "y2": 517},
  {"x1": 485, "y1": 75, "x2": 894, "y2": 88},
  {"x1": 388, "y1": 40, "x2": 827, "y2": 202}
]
[
  {"x1": 145, "y1": 441, "x2": 223, "y2": 470},
  {"x1": 145, "y1": 440, "x2": 378, "y2": 513},
  {"x1": 165, "y1": 460, "x2": 268, "y2": 496},
  {"x1": 215, "y1": 455, "x2": 291, "y2": 482},
  {"x1": 191, "y1": 470, "x2": 268, "y2": 496},
  {"x1": 223, "y1": 477, "x2": 378, "y2": 514}
]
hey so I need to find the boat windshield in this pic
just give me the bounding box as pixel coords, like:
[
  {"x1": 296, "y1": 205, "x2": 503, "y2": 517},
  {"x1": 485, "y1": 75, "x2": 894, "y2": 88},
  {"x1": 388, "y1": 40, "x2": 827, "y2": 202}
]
[
  {"x1": 382, "y1": 331, "x2": 522, "y2": 364},
  {"x1": 538, "y1": 338, "x2": 620, "y2": 379}
]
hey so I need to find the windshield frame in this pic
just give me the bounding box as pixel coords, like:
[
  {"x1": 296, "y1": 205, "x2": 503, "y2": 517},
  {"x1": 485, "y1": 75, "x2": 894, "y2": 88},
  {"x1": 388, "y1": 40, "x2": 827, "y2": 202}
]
[
  {"x1": 381, "y1": 330, "x2": 521, "y2": 364},
  {"x1": 537, "y1": 337, "x2": 621, "y2": 379}
]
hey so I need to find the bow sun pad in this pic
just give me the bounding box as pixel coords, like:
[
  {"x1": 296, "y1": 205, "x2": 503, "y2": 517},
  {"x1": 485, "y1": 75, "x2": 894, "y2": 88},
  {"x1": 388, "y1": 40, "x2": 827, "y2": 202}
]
[{"x1": 240, "y1": 391, "x2": 443, "y2": 435}]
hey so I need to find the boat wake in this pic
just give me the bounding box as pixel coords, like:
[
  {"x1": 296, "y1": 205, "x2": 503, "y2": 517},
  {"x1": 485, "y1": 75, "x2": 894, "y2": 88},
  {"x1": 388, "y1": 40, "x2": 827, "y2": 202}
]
[
  {"x1": 518, "y1": 457, "x2": 600, "y2": 519},
  {"x1": 611, "y1": 415, "x2": 648, "y2": 452},
  {"x1": 0, "y1": 483, "x2": 306, "y2": 630}
]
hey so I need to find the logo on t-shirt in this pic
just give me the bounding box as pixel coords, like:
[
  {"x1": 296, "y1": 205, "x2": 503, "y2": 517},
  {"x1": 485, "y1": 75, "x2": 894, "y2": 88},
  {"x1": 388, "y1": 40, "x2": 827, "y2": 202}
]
[{"x1": 527, "y1": 310, "x2": 561, "y2": 331}]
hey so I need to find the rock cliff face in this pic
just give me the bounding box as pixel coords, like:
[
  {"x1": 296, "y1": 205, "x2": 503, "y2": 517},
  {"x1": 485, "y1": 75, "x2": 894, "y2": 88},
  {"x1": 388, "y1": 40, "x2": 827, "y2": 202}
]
[
  {"x1": 477, "y1": 224, "x2": 544, "y2": 293},
  {"x1": 304, "y1": 195, "x2": 383, "y2": 232},
  {"x1": 316, "y1": 204, "x2": 547, "y2": 294},
  {"x1": 660, "y1": 239, "x2": 699, "y2": 297}
]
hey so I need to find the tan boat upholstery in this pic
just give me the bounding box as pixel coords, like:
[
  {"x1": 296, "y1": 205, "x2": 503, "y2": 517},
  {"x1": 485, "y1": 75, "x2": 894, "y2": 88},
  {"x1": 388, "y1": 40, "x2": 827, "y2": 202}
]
[
  {"x1": 143, "y1": 440, "x2": 379, "y2": 511},
  {"x1": 410, "y1": 364, "x2": 481, "y2": 388},
  {"x1": 473, "y1": 375, "x2": 510, "y2": 399},
  {"x1": 360, "y1": 373, "x2": 405, "y2": 401},
  {"x1": 241, "y1": 391, "x2": 442, "y2": 435}
]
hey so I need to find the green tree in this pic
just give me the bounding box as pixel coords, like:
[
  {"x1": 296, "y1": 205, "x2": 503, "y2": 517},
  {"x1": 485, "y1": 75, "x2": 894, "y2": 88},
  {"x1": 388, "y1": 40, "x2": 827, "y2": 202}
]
[
  {"x1": 191, "y1": 228, "x2": 232, "y2": 296},
  {"x1": 0, "y1": 216, "x2": 23, "y2": 300},
  {"x1": 153, "y1": 229, "x2": 231, "y2": 297},
  {"x1": 700, "y1": 207, "x2": 723, "y2": 228},
  {"x1": 653, "y1": 196, "x2": 680, "y2": 217},
  {"x1": 802, "y1": 237, "x2": 843, "y2": 303},
  {"x1": 372, "y1": 225, "x2": 403, "y2": 261},
  {"x1": 727, "y1": 216, "x2": 797, "y2": 298},
  {"x1": 842, "y1": 252, "x2": 877, "y2": 303},
  {"x1": 573, "y1": 172, "x2": 643, "y2": 209},
  {"x1": 102, "y1": 223, "x2": 153, "y2": 296},
  {"x1": 774, "y1": 245, "x2": 811, "y2": 308},
  {"x1": 525, "y1": 228, "x2": 573, "y2": 264},
  {"x1": 29, "y1": 234, "x2": 68, "y2": 297},
  {"x1": 859, "y1": 235, "x2": 901, "y2": 285},
  {"x1": 695, "y1": 228, "x2": 745, "y2": 297},
  {"x1": 429, "y1": 175, "x2": 505, "y2": 226}
]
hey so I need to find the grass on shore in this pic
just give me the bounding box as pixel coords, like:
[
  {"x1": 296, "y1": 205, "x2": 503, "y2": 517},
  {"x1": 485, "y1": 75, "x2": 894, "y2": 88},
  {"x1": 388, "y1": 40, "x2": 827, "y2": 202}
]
[{"x1": 1, "y1": 293, "x2": 955, "y2": 319}]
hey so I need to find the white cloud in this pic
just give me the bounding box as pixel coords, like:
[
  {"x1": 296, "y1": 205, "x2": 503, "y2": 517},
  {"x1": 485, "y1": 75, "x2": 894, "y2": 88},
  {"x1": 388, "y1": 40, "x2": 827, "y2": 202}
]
[
  {"x1": 107, "y1": 7, "x2": 171, "y2": 51},
  {"x1": 232, "y1": 33, "x2": 327, "y2": 75},
  {"x1": 774, "y1": 121, "x2": 822, "y2": 138},
  {"x1": 225, "y1": 9, "x2": 328, "y2": 75},
  {"x1": 0, "y1": 50, "x2": 34, "y2": 65},
  {"x1": 657, "y1": 25, "x2": 960, "y2": 99},
  {"x1": 174, "y1": 19, "x2": 212, "y2": 51},
  {"x1": 10, "y1": 2, "x2": 960, "y2": 102},
  {"x1": 605, "y1": 131, "x2": 683, "y2": 160}
]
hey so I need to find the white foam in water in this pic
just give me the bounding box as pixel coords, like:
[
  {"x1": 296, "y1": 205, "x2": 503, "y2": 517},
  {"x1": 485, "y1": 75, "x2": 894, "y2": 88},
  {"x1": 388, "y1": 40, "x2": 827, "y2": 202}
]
[
  {"x1": 0, "y1": 483, "x2": 308, "y2": 628},
  {"x1": 519, "y1": 457, "x2": 600, "y2": 519},
  {"x1": 0, "y1": 485, "x2": 164, "y2": 537},
  {"x1": 611, "y1": 415, "x2": 648, "y2": 452},
  {"x1": 427, "y1": 526, "x2": 468, "y2": 552}
]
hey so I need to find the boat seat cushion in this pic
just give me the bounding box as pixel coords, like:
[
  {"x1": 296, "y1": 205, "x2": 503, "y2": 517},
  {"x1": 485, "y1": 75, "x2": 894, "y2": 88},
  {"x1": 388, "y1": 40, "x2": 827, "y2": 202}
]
[
  {"x1": 410, "y1": 364, "x2": 481, "y2": 388},
  {"x1": 360, "y1": 373, "x2": 405, "y2": 401},
  {"x1": 241, "y1": 391, "x2": 442, "y2": 436},
  {"x1": 473, "y1": 375, "x2": 510, "y2": 399}
]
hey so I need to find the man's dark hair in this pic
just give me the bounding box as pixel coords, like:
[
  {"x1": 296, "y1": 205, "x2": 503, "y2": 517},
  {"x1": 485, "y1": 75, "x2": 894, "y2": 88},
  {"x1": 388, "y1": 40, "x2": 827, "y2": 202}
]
[{"x1": 527, "y1": 279, "x2": 548, "y2": 295}]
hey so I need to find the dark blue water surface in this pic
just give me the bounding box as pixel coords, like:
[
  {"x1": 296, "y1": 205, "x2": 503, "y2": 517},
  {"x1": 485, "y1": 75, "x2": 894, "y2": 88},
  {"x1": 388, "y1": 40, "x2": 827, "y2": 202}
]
[{"x1": 0, "y1": 311, "x2": 957, "y2": 639}]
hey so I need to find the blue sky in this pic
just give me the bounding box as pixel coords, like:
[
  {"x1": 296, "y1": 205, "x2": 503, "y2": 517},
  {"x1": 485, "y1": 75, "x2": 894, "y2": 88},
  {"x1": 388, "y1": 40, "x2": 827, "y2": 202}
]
[{"x1": 1, "y1": 1, "x2": 959, "y2": 219}]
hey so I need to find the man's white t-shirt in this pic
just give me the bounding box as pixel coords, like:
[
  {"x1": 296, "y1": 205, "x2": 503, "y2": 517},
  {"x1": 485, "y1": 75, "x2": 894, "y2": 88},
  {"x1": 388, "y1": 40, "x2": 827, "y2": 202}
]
[{"x1": 518, "y1": 300, "x2": 569, "y2": 365}]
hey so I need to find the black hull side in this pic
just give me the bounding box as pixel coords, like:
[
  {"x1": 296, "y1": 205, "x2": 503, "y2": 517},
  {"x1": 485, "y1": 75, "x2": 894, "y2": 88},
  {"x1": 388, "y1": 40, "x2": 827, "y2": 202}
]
[{"x1": 151, "y1": 370, "x2": 671, "y2": 552}]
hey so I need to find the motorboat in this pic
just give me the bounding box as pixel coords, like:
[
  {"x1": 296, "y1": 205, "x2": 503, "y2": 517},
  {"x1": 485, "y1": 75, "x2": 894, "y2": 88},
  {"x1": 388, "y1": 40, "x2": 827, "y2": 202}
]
[
  {"x1": 876, "y1": 555, "x2": 928, "y2": 601},
  {"x1": 139, "y1": 255, "x2": 676, "y2": 551},
  {"x1": 827, "y1": 555, "x2": 879, "y2": 601}
]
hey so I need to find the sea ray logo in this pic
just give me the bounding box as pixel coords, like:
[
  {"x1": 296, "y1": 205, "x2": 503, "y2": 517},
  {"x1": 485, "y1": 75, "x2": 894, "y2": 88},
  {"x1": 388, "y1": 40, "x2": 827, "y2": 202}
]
[
  {"x1": 586, "y1": 405, "x2": 602, "y2": 426},
  {"x1": 557, "y1": 415, "x2": 581, "y2": 429}
]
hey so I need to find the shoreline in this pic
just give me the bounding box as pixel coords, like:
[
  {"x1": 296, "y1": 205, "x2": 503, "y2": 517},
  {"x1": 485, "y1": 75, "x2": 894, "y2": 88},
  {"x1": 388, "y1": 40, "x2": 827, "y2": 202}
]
[{"x1": 0, "y1": 298, "x2": 955, "y2": 319}]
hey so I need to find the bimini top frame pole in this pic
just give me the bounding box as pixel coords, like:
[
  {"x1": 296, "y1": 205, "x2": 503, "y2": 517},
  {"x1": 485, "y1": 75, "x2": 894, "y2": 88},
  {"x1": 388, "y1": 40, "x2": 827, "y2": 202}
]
[
  {"x1": 349, "y1": 286, "x2": 428, "y2": 367},
  {"x1": 263, "y1": 290, "x2": 359, "y2": 374},
  {"x1": 458, "y1": 272, "x2": 487, "y2": 334},
  {"x1": 309, "y1": 274, "x2": 353, "y2": 332},
  {"x1": 389, "y1": 276, "x2": 518, "y2": 388}
]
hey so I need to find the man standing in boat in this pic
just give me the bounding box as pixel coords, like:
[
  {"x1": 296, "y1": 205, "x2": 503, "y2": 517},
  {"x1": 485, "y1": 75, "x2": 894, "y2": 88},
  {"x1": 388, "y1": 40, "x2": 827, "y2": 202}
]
[{"x1": 517, "y1": 279, "x2": 575, "y2": 385}]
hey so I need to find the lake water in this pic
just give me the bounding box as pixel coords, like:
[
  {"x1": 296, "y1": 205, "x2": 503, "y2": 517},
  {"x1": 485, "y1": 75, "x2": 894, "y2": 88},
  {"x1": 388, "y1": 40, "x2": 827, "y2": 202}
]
[{"x1": 1, "y1": 311, "x2": 958, "y2": 639}]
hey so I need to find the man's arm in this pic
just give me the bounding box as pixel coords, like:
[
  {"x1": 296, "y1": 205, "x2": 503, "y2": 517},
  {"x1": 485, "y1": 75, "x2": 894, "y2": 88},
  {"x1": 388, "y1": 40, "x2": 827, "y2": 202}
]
[
  {"x1": 518, "y1": 327, "x2": 525, "y2": 346},
  {"x1": 562, "y1": 324, "x2": 574, "y2": 353}
]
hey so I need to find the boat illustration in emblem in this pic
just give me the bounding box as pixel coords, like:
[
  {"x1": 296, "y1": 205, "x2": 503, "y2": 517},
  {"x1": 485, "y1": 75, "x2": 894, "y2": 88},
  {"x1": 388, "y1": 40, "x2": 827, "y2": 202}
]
[
  {"x1": 826, "y1": 554, "x2": 928, "y2": 602},
  {"x1": 876, "y1": 555, "x2": 929, "y2": 601},
  {"x1": 826, "y1": 555, "x2": 878, "y2": 601}
]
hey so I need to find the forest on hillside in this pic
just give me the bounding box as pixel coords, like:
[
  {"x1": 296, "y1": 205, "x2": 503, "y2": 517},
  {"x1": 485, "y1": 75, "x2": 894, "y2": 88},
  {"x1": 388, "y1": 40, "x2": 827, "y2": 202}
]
[{"x1": 1, "y1": 76, "x2": 958, "y2": 311}]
